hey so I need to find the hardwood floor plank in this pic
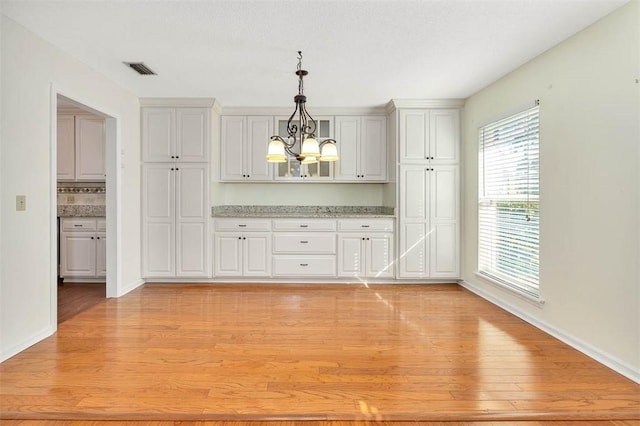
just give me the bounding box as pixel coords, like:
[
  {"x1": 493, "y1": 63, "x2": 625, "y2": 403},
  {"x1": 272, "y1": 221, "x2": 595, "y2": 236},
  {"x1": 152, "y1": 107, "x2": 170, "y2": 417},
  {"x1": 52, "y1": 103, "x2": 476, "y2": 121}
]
[{"x1": 1, "y1": 284, "x2": 638, "y2": 422}]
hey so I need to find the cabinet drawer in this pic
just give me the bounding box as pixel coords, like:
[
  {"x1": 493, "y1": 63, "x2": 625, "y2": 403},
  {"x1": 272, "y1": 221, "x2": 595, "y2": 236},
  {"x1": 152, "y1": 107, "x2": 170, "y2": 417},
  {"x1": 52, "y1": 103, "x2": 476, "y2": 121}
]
[
  {"x1": 214, "y1": 218, "x2": 272, "y2": 232},
  {"x1": 272, "y1": 234, "x2": 336, "y2": 254},
  {"x1": 272, "y1": 219, "x2": 336, "y2": 231},
  {"x1": 272, "y1": 256, "x2": 336, "y2": 277},
  {"x1": 337, "y1": 218, "x2": 394, "y2": 232},
  {"x1": 62, "y1": 218, "x2": 97, "y2": 231},
  {"x1": 97, "y1": 218, "x2": 107, "y2": 231}
]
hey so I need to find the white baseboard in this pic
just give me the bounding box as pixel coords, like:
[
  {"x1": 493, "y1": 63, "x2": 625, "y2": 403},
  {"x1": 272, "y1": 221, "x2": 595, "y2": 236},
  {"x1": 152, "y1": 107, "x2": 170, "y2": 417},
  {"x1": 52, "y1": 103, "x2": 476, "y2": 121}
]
[
  {"x1": 459, "y1": 279, "x2": 640, "y2": 384},
  {"x1": 0, "y1": 325, "x2": 56, "y2": 363},
  {"x1": 118, "y1": 278, "x2": 144, "y2": 297}
]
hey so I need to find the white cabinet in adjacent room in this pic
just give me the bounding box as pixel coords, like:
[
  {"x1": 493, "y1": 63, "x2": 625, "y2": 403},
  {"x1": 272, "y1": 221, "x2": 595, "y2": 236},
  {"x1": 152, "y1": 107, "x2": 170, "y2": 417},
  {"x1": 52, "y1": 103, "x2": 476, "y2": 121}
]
[
  {"x1": 142, "y1": 107, "x2": 210, "y2": 163},
  {"x1": 57, "y1": 114, "x2": 105, "y2": 181},
  {"x1": 399, "y1": 109, "x2": 459, "y2": 164},
  {"x1": 335, "y1": 116, "x2": 387, "y2": 181},
  {"x1": 398, "y1": 165, "x2": 459, "y2": 278},
  {"x1": 142, "y1": 163, "x2": 209, "y2": 277},
  {"x1": 60, "y1": 217, "x2": 106, "y2": 279},
  {"x1": 221, "y1": 116, "x2": 273, "y2": 181}
]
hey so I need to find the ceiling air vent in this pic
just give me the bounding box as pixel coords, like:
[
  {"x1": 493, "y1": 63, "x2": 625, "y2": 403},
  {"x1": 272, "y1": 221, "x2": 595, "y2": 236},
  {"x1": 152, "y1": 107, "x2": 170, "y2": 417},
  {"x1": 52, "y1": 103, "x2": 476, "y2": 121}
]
[{"x1": 123, "y1": 62, "x2": 156, "y2": 75}]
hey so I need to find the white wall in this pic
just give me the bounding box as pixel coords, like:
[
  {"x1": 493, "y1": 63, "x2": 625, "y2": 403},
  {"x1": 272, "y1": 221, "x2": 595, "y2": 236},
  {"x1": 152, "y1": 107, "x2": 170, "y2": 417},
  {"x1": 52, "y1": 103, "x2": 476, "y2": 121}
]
[
  {"x1": 461, "y1": 1, "x2": 639, "y2": 380},
  {"x1": 0, "y1": 15, "x2": 142, "y2": 360}
]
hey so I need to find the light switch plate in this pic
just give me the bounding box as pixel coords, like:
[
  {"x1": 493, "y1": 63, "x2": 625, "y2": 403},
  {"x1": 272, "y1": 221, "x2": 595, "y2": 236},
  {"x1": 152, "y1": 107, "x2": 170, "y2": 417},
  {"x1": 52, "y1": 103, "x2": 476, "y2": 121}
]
[{"x1": 16, "y1": 195, "x2": 26, "y2": 211}]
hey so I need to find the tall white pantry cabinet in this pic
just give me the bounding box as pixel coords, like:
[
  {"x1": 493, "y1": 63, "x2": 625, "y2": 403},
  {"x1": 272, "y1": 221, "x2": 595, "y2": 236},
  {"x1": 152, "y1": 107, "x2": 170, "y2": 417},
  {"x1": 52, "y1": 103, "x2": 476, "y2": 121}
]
[
  {"x1": 389, "y1": 101, "x2": 462, "y2": 279},
  {"x1": 141, "y1": 103, "x2": 212, "y2": 278}
]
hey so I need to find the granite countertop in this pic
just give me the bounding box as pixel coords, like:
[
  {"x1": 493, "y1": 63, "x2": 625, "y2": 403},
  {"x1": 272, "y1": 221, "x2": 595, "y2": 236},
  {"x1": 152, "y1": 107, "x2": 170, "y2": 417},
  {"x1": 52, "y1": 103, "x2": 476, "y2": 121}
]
[
  {"x1": 212, "y1": 205, "x2": 395, "y2": 218},
  {"x1": 57, "y1": 205, "x2": 106, "y2": 217}
]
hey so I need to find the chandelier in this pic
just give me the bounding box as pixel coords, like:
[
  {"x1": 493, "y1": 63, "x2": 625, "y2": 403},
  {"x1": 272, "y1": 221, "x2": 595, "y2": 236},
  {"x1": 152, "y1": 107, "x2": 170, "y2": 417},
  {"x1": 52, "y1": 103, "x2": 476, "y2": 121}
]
[{"x1": 266, "y1": 51, "x2": 339, "y2": 164}]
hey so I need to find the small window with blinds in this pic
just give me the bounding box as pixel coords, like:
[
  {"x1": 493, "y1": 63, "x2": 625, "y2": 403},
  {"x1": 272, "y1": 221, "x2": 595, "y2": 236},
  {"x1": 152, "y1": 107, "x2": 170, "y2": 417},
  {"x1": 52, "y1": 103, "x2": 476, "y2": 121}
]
[{"x1": 478, "y1": 102, "x2": 540, "y2": 298}]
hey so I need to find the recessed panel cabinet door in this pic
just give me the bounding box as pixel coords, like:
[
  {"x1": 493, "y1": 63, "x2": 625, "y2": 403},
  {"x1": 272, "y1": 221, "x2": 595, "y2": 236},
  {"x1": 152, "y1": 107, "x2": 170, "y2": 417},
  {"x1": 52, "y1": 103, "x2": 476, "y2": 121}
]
[
  {"x1": 214, "y1": 233, "x2": 243, "y2": 276},
  {"x1": 143, "y1": 108, "x2": 175, "y2": 162},
  {"x1": 96, "y1": 232, "x2": 107, "y2": 278},
  {"x1": 142, "y1": 165, "x2": 175, "y2": 277},
  {"x1": 244, "y1": 233, "x2": 271, "y2": 276},
  {"x1": 57, "y1": 115, "x2": 75, "y2": 180},
  {"x1": 175, "y1": 164, "x2": 209, "y2": 276},
  {"x1": 399, "y1": 110, "x2": 428, "y2": 162},
  {"x1": 337, "y1": 234, "x2": 364, "y2": 277},
  {"x1": 246, "y1": 116, "x2": 273, "y2": 181},
  {"x1": 401, "y1": 166, "x2": 428, "y2": 221},
  {"x1": 429, "y1": 109, "x2": 459, "y2": 164},
  {"x1": 430, "y1": 222, "x2": 459, "y2": 277},
  {"x1": 366, "y1": 233, "x2": 394, "y2": 278},
  {"x1": 335, "y1": 116, "x2": 360, "y2": 181},
  {"x1": 75, "y1": 116, "x2": 105, "y2": 180},
  {"x1": 176, "y1": 108, "x2": 209, "y2": 162},
  {"x1": 60, "y1": 232, "x2": 96, "y2": 277},
  {"x1": 221, "y1": 116, "x2": 246, "y2": 180},
  {"x1": 431, "y1": 166, "x2": 458, "y2": 222},
  {"x1": 399, "y1": 223, "x2": 429, "y2": 278},
  {"x1": 360, "y1": 116, "x2": 387, "y2": 181}
]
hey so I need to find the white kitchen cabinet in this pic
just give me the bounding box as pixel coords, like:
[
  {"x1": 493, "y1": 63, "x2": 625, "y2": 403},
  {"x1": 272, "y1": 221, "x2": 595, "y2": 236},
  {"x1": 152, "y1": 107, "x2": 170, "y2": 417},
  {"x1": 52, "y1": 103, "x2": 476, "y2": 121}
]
[
  {"x1": 142, "y1": 107, "x2": 210, "y2": 163},
  {"x1": 60, "y1": 217, "x2": 106, "y2": 279},
  {"x1": 214, "y1": 232, "x2": 271, "y2": 277},
  {"x1": 142, "y1": 163, "x2": 209, "y2": 277},
  {"x1": 398, "y1": 165, "x2": 459, "y2": 278},
  {"x1": 337, "y1": 218, "x2": 394, "y2": 278},
  {"x1": 57, "y1": 115, "x2": 75, "y2": 180},
  {"x1": 57, "y1": 114, "x2": 105, "y2": 181},
  {"x1": 213, "y1": 218, "x2": 272, "y2": 277},
  {"x1": 335, "y1": 116, "x2": 387, "y2": 181},
  {"x1": 399, "y1": 109, "x2": 459, "y2": 164},
  {"x1": 221, "y1": 116, "x2": 273, "y2": 181}
]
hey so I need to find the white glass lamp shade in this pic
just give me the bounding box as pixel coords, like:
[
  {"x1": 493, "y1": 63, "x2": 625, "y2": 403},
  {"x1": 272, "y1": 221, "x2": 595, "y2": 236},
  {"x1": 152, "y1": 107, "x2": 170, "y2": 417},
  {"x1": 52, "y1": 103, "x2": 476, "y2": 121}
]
[
  {"x1": 300, "y1": 136, "x2": 320, "y2": 158},
  {"x1": 319, "y1": 141, "x2": 339, "y2": 162},
  {"x1": 300, "y1": 156, "x2": 317, "y2": 164},
  {"x1": 266, "y1": 139, "x2": 287, "y2": 163}
]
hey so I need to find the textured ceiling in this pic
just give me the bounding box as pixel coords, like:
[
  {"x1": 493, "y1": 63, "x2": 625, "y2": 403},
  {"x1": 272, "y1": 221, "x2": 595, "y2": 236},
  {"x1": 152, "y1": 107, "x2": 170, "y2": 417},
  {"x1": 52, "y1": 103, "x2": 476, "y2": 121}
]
[{"x1": 1, "y1": 0, "x2": 628, "y2": 107}]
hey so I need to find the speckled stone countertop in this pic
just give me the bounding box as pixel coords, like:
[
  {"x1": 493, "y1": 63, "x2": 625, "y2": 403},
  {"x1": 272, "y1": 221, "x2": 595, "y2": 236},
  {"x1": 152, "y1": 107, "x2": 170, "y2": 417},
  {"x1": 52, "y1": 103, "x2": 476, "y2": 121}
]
[
  {"x1": 57, "y1": 205, "x2": 106, "y2": 217},
  {"x1": 212, "y1": 205, "x2": 395, "y2": 218}
]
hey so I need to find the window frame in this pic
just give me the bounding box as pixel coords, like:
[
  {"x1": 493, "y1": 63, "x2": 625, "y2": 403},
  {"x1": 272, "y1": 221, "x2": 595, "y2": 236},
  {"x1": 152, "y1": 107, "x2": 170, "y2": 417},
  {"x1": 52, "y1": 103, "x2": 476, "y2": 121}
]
[{"x1": 477, "y1": 101, "x2": 541, "y2": 301}]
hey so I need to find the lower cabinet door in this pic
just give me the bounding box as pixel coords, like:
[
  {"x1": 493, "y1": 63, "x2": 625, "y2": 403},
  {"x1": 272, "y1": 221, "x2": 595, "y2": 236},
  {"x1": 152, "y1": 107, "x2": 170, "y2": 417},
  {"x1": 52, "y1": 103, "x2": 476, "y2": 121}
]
[
  {"x1": 366, "y1": 233, "x2": 394, "y2": 278},
  {"x1": 337, "y1": 235, "x2": 364, "y2": 277},
  {"x1": 430, "y1": 222, "x2": 459, "y2": 277},
  {"x1": 243, "y1": 233, "x2": 271, "y2": 277},
  {"x1": 61, "y1": 232, "x2": 96, "y2": 277},
  {"x1": 176, "y1": 222, "x2": 208, "y2": 277},
  {"x1": 214, "y1": 233, "x2": 243, "y2": 276},
  {"x1": 95, "y1": 232, "x2": 107, "y2": 278},
  {"x1": 398, "y1": 223, "x2": 429, "y2": 278}
]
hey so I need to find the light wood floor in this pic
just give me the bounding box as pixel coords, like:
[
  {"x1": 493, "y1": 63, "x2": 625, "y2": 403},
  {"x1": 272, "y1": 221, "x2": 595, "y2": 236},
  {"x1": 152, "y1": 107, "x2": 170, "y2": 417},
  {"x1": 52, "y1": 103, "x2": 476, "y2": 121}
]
[
  {"x1": 58, "y1": 283, "x2": 106, "y2": 324},
  {"x1": 1, "y1": 284, "x2": 638, "y2": 424}
]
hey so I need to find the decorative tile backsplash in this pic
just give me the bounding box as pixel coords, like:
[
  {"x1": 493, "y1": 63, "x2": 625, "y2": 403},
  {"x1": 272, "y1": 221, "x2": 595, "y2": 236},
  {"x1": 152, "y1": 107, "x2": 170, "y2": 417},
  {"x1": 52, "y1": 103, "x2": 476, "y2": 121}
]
[{"x1": 57, "y1": 182, "x2": 105, "y2": 205}]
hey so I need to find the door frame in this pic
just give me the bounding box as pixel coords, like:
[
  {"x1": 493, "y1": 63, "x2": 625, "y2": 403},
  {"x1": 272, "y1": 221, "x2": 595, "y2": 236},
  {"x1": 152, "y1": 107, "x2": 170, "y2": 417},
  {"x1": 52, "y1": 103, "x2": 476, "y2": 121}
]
[{"x1": 49, "y1": 84, "x2": 121, "y2": 328}]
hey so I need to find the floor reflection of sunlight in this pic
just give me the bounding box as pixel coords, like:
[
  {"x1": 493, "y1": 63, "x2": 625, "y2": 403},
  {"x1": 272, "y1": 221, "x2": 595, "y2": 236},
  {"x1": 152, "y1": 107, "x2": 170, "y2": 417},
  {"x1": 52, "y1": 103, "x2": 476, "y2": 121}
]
[{"x1": 358, "y1": 399, "x2": 382, "y2": 420}]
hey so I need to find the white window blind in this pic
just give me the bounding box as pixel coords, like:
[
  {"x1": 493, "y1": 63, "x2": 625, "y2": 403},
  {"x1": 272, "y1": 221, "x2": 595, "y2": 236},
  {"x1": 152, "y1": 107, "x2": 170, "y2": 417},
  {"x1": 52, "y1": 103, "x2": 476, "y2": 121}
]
[{"x1": 478, "y1": 103, "x2": 540, "y2": 297}]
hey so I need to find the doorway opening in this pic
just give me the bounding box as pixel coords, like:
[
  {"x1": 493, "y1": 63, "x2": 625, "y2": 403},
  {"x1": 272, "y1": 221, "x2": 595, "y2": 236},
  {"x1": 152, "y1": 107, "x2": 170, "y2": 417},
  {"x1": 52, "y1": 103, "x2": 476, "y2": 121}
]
[{"x1": 51, "y1": 91, "x2": 118, "y2": 325}]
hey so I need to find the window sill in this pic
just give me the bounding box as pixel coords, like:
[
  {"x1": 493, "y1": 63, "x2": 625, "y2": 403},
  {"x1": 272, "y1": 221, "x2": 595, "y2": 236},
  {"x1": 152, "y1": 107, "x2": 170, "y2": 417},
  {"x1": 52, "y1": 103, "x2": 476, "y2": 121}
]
[{"x1": 474, "y1": 271, "x2": 545, "y2": 307}]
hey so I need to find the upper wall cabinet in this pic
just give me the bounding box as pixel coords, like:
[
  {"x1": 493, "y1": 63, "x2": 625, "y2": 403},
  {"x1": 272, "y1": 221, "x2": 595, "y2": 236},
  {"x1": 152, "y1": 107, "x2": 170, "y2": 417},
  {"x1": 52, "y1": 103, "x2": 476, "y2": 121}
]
[
  {"x1": 142, "y1": 107, "x2": 210, "y2": 163},
  {"x1": 221, "y1": 116, "x2": 273, "y2": 181},
  {"x1": 273, "y1": 116, "x2": 333, "y2": 181},
  {"x1": 399, "y1": 109, "x2": 459, "y2": 164},
  {"x1": 335, "y1": 116, "x2": 387, "y2": 182},
  {"x1": 57, "y1": 114, "x2": 105, "y2": 181}
]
